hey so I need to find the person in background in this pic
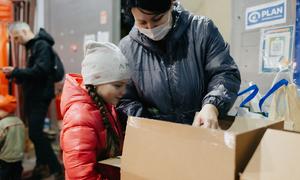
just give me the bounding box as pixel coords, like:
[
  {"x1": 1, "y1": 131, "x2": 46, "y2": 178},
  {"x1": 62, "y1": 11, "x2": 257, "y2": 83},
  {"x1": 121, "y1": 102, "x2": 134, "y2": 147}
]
[
  {"x1": 117, "y1": 0, "x2": 241, "y2": 128},
  {"x1": 60, "y1": 41, "x2": 130, "y2": 180},
  {"x1": 2, "y1": 22, "x2": 63, "y2": 179},
  {"x1": 0, "y1": 95, "x2": 25, "y2": 180}
]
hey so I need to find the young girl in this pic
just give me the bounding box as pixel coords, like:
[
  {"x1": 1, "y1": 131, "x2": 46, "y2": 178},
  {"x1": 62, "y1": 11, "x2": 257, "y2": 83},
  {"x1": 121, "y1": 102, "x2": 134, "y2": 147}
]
[{"x1": 60, "y1": 41, "x2": 130, "y2": 180}]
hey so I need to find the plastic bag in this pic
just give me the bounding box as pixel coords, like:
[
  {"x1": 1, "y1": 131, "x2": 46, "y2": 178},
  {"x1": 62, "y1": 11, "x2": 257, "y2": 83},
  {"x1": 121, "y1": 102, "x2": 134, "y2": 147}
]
[
  {"x1": 235, "y1": 79, "x2": 289, "y2": 119},
  {"x1": 268, "y1": 83, "x2": 300, "y2": 132},
  {"x1": 257, "y1": 68, "x2": 293, "y2": 113}
]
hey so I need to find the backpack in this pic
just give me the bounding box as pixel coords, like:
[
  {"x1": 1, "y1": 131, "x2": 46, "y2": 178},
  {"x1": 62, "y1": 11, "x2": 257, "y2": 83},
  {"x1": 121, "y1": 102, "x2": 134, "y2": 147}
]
[{"x1": 52, "y1": 50, "x2": 65, "y2": 82}]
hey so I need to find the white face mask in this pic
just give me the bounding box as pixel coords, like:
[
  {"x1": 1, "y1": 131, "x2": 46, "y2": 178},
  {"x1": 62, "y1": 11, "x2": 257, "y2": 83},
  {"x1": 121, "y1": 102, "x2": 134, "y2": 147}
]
[{"x1": 136, "y1": 13, "x2": 172, "y2": 41}]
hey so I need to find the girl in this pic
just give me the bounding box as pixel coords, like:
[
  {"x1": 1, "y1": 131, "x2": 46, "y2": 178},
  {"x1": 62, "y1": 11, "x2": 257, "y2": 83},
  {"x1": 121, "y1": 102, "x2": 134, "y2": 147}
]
[{"x1": 60, "y1": 41, "x2": 130, "y2": 180}]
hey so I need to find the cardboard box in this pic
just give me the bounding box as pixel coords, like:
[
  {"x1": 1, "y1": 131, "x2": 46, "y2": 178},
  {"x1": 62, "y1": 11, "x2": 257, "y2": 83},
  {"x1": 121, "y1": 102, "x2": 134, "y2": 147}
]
[
  {"x1": 240, "y1": 129, "x2": 300, "y2": 180},
  {"x1": 118, "y1": 116, "x2": 283, "y2": 180},
  {"x1": 99, "y1": 156, "x2": 121, "y2": 168}
]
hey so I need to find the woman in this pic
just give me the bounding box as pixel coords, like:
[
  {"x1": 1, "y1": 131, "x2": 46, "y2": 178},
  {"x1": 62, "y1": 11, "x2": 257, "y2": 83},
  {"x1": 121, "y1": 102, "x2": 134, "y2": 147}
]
[
  {"x1": 60, "y1": 41, "x2": 130, "y2": 180},
  {"x1": 118, "y1": 0, "x2": 241, "y2": 128}
]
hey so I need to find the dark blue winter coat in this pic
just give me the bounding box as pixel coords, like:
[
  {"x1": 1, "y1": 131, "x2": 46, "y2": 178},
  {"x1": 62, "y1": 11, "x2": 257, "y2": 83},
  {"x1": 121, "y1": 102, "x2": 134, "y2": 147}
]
[{"x1": 118, "y1": 4, "x2": 241, "y2": 124}]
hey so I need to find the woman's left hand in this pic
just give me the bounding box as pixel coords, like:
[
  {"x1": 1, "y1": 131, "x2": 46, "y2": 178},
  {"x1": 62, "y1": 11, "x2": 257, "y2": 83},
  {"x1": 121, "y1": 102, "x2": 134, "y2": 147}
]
[{"x1": 192, "y1": 104, "x2": 219, "y2": 129}]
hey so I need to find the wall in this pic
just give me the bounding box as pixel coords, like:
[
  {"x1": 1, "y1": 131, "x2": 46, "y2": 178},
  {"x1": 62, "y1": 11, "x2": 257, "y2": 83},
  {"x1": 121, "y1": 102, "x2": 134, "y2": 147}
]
[
  {"x1": 45, "y1": 0, "x2": 120, "y2": 74},
  {"x1": 180, "y1": 0, "x2": 232, "y2": 43},
  {"x1": 231, "y1": 0, "x2": 296, "y2": 94}
]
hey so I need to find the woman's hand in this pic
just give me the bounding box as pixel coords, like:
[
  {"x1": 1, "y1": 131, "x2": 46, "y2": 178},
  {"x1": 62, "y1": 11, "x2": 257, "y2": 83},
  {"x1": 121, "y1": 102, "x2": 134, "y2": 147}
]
[{"x1": 192, "y1": 104, "x2": 219, "y2": 129}]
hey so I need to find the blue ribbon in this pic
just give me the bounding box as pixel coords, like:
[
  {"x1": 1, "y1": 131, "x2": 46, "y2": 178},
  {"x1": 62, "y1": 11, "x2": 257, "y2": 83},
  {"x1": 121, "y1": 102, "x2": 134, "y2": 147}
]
[
  {"x1": 238, "y1": 84, "x2": 259, "y2": 108},
  {"x1": 259, "y1": 79, "x2": 289, "y2": 112}
]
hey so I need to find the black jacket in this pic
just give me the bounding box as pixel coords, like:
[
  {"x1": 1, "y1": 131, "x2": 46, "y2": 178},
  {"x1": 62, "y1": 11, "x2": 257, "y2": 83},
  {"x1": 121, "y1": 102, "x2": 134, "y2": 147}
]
[
  {"x1": 11, "y1": 28, "x2": 55, "y2": 103},
  {"x1": 117, "y1": 4, "x2": 241, "y2": 124}
]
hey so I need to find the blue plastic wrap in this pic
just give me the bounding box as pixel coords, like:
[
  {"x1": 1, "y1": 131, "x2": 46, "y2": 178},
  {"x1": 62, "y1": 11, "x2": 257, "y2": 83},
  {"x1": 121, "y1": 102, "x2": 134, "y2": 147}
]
[{"x1": 293, "y1": 0, "x2": 300, "y2": 85}]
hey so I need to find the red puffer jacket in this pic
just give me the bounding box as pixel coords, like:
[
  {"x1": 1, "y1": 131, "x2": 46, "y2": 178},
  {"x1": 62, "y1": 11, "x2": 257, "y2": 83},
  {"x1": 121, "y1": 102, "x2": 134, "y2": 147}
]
[{"x1": 60, "y1": 74, "x2": 123, "y2": 180}]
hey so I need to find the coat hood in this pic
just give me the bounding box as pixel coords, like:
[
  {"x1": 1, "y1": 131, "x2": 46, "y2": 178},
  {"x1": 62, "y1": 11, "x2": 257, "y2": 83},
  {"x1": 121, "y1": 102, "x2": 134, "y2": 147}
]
[
  {"x1": 26, "y1": 28, "x2": 55, "y2": 48},
  {"x1": 60, "y1": 74, "x2": 95, "y2": 117}
]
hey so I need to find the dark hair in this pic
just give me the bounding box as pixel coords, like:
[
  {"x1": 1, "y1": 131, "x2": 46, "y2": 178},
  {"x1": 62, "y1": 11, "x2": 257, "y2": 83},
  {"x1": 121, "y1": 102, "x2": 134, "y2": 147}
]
[
  {"x1": 127, "y1": 0, "x2": 172, "y2": 14},
  {"x1": 86, "y1": 85, "x2": 121, "y2": 157}
]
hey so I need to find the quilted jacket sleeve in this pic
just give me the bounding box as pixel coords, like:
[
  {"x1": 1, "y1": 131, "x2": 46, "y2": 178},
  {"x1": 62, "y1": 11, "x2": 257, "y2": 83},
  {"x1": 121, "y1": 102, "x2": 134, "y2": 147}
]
[
  {"x1": 117, "y1": 39, "x2": 152, "y2": 118},
  {"x1": 61, "y1": 125, "x2": 102, "y2": 180},
  {"x1": 200, "y1": 18, "x2": 241, "y2": 116}
]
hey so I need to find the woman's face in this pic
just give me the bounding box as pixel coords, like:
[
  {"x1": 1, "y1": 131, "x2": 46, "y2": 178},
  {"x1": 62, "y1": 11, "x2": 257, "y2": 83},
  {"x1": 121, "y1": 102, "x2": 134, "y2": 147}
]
[
  {"x1": 96, "y1": 80, "x2": 128, "y2": 105},
  {"x1": 131, "y1": 7, "x2": 170, "y2": 30}
]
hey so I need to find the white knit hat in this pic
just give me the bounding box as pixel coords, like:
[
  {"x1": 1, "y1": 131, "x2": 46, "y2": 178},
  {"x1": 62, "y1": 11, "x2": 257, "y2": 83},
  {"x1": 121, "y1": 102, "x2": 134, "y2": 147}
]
[{"x1": 81, "y1": 41, "x2": 130, "y2": 85}]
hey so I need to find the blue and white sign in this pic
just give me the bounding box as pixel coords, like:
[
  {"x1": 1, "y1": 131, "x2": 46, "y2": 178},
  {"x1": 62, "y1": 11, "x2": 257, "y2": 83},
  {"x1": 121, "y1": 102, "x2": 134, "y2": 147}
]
[{"x1": 245, "y1": 0, "x2": 287, "y2": 30}]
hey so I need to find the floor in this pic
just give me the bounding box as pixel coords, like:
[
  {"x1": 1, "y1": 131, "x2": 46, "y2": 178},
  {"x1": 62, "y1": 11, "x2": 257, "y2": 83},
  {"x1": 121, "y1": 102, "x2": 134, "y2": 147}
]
[{"x1": 21, "y1": 130, "x2": 63, "y2": 180}]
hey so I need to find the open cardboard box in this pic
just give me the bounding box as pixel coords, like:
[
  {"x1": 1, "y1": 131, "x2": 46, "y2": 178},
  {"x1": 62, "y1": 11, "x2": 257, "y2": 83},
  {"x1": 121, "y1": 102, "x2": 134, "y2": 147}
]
[
  {"x1": 99, "y1": 116, "x2": 283, "y2": 180},
  {"x1": 240, "y1": 129, "x2": 300, "y2": 180}
]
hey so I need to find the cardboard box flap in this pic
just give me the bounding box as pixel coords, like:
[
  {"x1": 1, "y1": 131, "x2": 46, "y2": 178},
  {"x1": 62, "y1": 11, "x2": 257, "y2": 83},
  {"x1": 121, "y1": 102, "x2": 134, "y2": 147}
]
[
  {"x1": 233, "y1": 119, "x2": 283, "y2": 179},
  {"x1": 121, "y1": 116, "x2": 283, "y2": 180},
  {"x1": 241, "y1": 129, "x2": 300, "y2": 180},
  {"x1": 227, "y1": 117, "x2": 282, "y2": 134},
  {"x1": 98, "y1": 157, "x2": 121, "y2": 168}
]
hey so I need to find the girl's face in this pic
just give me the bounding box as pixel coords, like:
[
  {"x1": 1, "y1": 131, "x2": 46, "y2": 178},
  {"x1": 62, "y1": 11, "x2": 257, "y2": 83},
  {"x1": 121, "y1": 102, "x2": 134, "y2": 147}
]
[{"x1": 96, "y1": 79, "x2": 128, "y2": 105}]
